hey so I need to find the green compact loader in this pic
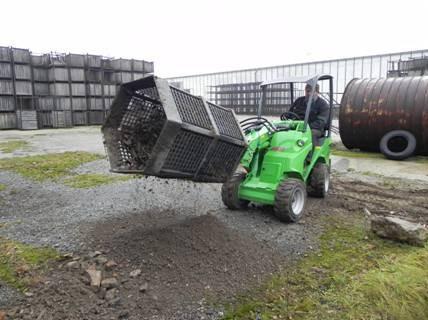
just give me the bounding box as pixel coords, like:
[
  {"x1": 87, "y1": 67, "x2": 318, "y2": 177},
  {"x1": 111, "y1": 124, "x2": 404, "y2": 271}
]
[
  {"x1": 221, "y1": 74, "x2": 334, "y2": 222},
  {"x1": 102, "y1": 74, "x2": 333, "y2": 223}
]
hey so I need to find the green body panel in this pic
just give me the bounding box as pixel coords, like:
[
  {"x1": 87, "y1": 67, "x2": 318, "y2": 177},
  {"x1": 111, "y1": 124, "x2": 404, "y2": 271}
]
[{"x1": 238, "y1": 120, "x2": 331, "y2": 205}]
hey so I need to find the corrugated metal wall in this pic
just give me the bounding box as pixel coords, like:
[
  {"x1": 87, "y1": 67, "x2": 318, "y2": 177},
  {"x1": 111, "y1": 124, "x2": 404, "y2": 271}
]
[{"x1": 167, "y1": 49, "x2": 428, "y2": 110}]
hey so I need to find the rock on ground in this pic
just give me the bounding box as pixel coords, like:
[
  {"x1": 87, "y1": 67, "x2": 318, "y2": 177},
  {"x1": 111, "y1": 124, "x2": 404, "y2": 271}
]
[{"x1": 371, "y1": 215, "x2": 428, "y2": 246}]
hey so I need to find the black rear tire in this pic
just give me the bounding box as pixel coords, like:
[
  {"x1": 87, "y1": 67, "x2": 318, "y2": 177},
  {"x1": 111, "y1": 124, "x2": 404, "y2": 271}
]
[
  {"x1": 221, "y1": 172, "x2": 249, "y2": 210},
  {"x1": 307, "y1": 163, "x2": 330, "y2": 198},
  {"x1": 379, "y1": 130, "x2": 416, "y2": 160},
  {"x1": 274, "y1": 178, "x2": 307, "y2": 223}
]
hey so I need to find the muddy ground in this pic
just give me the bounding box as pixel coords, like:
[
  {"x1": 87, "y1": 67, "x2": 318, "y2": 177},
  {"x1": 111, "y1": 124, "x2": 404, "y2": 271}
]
[
  {"x1": 2, "y1": 170, "x2": 427, "y2": 319},
  {"x1": 0, "y1": 128, "x2": 427, "y2": 319}
]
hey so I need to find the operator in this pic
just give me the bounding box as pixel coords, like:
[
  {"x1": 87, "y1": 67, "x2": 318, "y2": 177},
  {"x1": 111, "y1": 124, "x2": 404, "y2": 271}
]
[{"x1": 290, "y1": 83, "x2": 329, "y2": 145}]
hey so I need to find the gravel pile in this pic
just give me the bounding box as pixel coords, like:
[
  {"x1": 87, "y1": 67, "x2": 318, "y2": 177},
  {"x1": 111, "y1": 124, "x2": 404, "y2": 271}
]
[{"x1": 8, "y1": 215, "x2": 286, "y2": 319}]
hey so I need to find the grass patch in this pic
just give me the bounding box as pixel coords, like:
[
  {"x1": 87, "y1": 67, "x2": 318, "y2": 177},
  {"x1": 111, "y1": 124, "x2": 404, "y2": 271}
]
[
  {"x1": 350, "y1": 250, "x2": 428, "y2": 319},
  {"x1": 223, "y1": 215, "x2": 428, "y2": 320},
  {"x1": 413, "y1": 156, "x2": 428, "y2": 164},
  {"x1": 0, "y1": 152, "x2": 128, "y2": 189},
  {"x1": 0, "y1": 140, "x2": 29, "y2": 153},
  {"x1": 360, "y1": 170, "x2": 382, "y2": 178},
  {"x1": 63, "y1": 173, "x2": 133, "y2": 189},
  {"x1": 0, "y1": 183, "x2": 6, "y2": 192},
  {"x1": 0, "y1": 237, "x2": 59, "y2": 290},
  {"x1": 359, "y1": 171, "x2": 397, "y2": 186},
  {"x1": 332, "y1": 148, "x2": 428, "y2": 164},
  {"x1": 332, "y1": 148, "x2": 384, "y2": 159},
  {"x1": 0, "y1": 152, "x2": 103, "y2": 181}
]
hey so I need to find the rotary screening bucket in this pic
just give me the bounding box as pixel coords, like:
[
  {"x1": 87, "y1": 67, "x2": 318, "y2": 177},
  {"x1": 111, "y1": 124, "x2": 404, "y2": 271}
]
[{"x1": 102, "y1": 75, "x2": 247, "y2": 183}]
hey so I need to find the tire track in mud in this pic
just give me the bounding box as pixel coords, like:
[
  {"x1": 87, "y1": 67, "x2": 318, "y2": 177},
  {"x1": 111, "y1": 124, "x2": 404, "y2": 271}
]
[{"x1": 331, "y1": 175, "x2": 428, "y2": 223}]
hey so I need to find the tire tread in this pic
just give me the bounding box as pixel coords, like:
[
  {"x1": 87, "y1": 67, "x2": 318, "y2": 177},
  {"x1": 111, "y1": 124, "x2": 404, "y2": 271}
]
[
  {"x1": 221, "y1": 172, "x2": 248, "y2": 210},
  {"x1": 274, "y1": 178, "x2": 306, "y2": 223},
  {"x1": 308, "y1": 163, "x2": 329, "y2": 198}
]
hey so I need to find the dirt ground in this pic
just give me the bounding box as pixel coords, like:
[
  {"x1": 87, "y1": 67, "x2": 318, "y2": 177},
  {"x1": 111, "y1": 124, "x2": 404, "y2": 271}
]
[
  {"x1": 0, "y1": 128, "x2": 427, "y2": 319},
  {"x1": 4, "y1": 173, "x2": 427, "y2": 320}
]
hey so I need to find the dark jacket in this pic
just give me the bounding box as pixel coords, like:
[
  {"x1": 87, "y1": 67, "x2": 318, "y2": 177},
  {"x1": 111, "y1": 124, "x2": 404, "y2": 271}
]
[{"x1": 290, "y1": 96, "x2": 329, "y2": 131}]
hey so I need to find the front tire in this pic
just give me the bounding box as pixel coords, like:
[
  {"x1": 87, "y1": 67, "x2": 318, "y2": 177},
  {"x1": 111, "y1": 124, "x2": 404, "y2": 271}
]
[
  {"x1": 221, "y1": 172, "x2": 249, "y2": 210},
  {"x1": 274, "y1": 179, "x2": 307, "y2": 223},
  {"x1": 308, "y1": 163, "x2": 330, "y2": 198}
]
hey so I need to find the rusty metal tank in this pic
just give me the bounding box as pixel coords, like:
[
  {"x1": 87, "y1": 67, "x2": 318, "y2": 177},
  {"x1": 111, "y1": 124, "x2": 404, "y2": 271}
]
[{"x1": 339, "y1": 76, "x2": 428, "y2": 155}]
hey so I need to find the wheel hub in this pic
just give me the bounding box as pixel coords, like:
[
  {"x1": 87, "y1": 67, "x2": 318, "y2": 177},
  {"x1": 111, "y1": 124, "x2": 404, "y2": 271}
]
[
  {"x1": 291, "y1": 189, "x2": 305, "y2": 215},
  {"x1": 325, "y1": 173, "x2": 330, "y2": 193}
]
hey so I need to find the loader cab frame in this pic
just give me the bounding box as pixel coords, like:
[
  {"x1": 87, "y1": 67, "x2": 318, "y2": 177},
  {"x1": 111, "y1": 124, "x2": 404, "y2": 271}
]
[{"x1": 257, "y1": 74, "x2": 334, "y2": 137}]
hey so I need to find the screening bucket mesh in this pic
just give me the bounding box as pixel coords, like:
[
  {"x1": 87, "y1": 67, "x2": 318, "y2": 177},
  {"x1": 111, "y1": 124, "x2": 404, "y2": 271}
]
[{"x1": 102, "y1": 75, "x2": 246, "y2": 182}]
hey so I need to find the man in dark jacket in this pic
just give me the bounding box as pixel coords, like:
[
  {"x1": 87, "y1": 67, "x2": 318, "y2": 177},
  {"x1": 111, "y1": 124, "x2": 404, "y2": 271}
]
[{"x1": 290, "y1": 83, "x2": 329, "y2": 145}]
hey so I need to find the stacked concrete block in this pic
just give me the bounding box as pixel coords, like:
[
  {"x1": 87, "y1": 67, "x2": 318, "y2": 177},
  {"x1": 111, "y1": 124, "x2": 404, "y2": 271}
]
[
  {"x1": 0, "y1": 47, "x2": 35, "y2": 130},
  {"x1": 84, "y1": 55, "x2": 102, "y2": 125},
  {"x1": 0, "y1": 47, "x2": 10, "y2": 62},
  {"x1": 65, "y1": 54, "x2": 85, "y2": 68},
  {"x1": 52, "y1": 110, "x2": 72, "y2": 128},
  {"x1": 113, "y1": 58, "x2": 133, "y2": 84},
  {"x1": 57, "y1": 54, "x2": 86, "y2": 127},
  {"x1": 32, "y1": 56, "x2": 49, "y2": 82},
  {"x1": 143, "y1": 60, "x2": 154, "y2": 73},
  {"x1": 12, "y1": 48, "x2": 33, "y2": 96},
  {"x1": 115, "y1": 71, "x2": 133, "y2": 83},
  {"x1": 13, "y1": 48, "x2": 35, "y2": 130},
  {"x1": 103, "y1": 83, "x2": 116, "y2": 112},
  {"x1": 0, "y1": 46, "x2": 154, "y2": 130},
  {"x1": 42, "y1": 56, "x2": 70, "y2": 128},
  {"x1": 31, "y1": 54, "x2": 51, "y2": 128},
  {"x1": 101, "y1": 59, "x2": 115, "y2": 114},
  {"x1": 0, "y1": 110, "x2": 16, "y2": 129},
  {"x1": 0, "y1": 47, "x2": 15, "y2": 129},
  {"x1": 16, "y1": 110, "x2": 37, "y2": 129},
  {"x1": 86, "y1": 55, "x2": 102, "y2": 68},
  {"x1": 132, "y1": 60, "x2": 153, "y2": 80},
  {"x1": 132, "y1": 59, "x2": 144, "y2": 72}
]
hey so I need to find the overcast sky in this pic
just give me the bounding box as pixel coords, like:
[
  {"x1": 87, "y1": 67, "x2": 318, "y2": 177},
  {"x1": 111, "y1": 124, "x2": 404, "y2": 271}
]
[{"x1": 1, "y1": 0, "x2": 427, "y2": 78}]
